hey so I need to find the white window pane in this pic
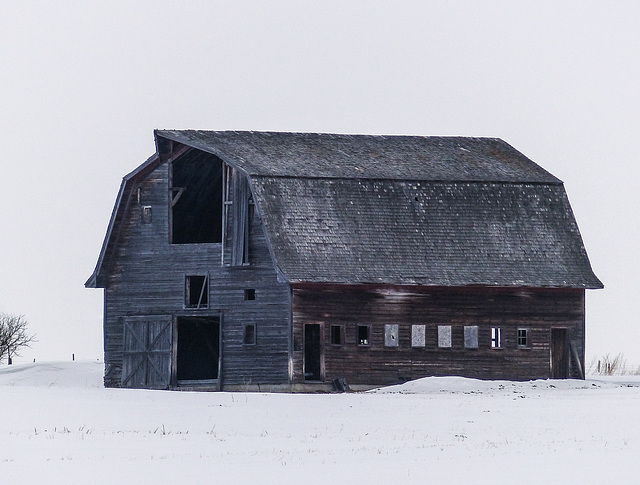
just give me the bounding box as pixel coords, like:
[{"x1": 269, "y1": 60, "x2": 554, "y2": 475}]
[
  {"x1": 464, "y1": 326, "x2": 478, "y2": 349},
  {"x1": 491, "y1": 327, "x2": 502, "y2": 348},
  {"x1": 438, "y1": 325, "x2": 452, "y2": 348},
  {"x1": 411, "y1": 325, "x2": 426, "y2": 347}
]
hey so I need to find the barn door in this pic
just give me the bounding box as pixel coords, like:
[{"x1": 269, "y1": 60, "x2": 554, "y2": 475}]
[
  {"x1": 550, "y1": 328, "x2": 569, "y2": 379},
  {"x1": 304, "y1": 324, "x2": 322, "y2": 381},
  {"x1": 121, "y1": 315, "x2": 172, "y2": 389}
]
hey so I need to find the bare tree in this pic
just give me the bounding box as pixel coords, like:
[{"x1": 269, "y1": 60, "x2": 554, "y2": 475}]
[{"x1": 0, "y1": 313, "x2": 36, "y2": 364}]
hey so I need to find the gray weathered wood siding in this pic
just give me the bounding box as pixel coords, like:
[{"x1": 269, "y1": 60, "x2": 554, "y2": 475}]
[
  {"x1": 292, "y1": 284, "x2": 585, "y2": 385},
  {"x1": 103, "y1": 161, "x2": 291, "y2": 388}
]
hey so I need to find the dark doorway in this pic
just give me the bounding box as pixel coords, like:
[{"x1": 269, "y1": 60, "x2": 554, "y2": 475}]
[
  {"x1": 551, "y1": 328, "x2": 568, "y2": 379},
  {"x1": 177, "y1": 316, "x2": 220, "y2": 382},
  {"x1": 304, "y1": 324, "x2": 322, "y2": 381}
]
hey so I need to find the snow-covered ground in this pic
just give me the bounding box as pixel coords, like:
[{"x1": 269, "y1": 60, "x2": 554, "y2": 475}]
[{"x1": 1, "y1": 362, "x2": 638, "y2": 484}]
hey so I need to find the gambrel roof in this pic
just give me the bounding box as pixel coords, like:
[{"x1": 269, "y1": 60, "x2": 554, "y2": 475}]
[
  {"x1": 156, "y1": 130, "x2": 561, "y2": 183},
  {"x1": 87, "y1": 130, "x2": 602, "y2": 289}
]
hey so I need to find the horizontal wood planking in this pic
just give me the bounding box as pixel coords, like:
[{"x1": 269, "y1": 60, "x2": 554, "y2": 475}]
[
  {"x1": 291, "y1": 284, "x2": 585, "y2": 385},
  {"x1": 103, "y1": 158, "x2": 291, "y2": 388}
]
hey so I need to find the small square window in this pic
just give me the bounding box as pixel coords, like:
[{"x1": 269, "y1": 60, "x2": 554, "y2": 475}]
[
  {"x1": 491, "y1": 327, "x2": 503, "y2": 348},
  {"x1": 517, "y1": 328, "x2": 529, "y2": 348},
  {"x1": 330, "y1": 325, "x2": 343, "y2": 345},
  {"x1": 384, "y1": 324, "x2": 399, "y2": 347},
  {"x1": 438, "y1": 325, "x2": 452, "y2": 348},
  {"x1": 185, "y1": 275, "x2": 208, "y2": 309},
  {"x1": 244, "y1": 289, "x2": 256, "y2": 301},
  {"x1": 411, "y1": 325, "x2": 426, "y2": 347},
  {"x1": 464, "y1": 326, "x2": 478, "y2": 349},
  {"x1": 141, "y1": 206, "x2": 152, "y2": 224},
  {"x1": 357, "y1": 325, "x2": 370, "y2": 346},
  {"x1": 243, "y1": 324, "x2": 256, "y2": 345}
]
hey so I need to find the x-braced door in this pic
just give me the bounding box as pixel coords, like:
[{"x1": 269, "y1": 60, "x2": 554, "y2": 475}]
[{"x1": 121, "y1": 315, "x2": 172, "y2": 389}]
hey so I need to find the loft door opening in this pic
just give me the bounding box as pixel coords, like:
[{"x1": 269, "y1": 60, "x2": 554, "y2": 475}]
[
  {"x1": 171, "y1": 151, "x2": 223, "y2": 244},
  {"x1": 176, "y1": 316, "x2": 220, "y2": 384}
]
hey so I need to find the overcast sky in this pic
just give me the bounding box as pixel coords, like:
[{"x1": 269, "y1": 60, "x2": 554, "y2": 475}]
[{"x1": 1, "y1": 1, "x2": 637, "y2": 364}]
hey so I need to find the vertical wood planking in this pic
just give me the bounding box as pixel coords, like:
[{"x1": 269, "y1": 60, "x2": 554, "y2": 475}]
[{"x1": 103, "y1": 159, "x2": 291, "y2": 388}]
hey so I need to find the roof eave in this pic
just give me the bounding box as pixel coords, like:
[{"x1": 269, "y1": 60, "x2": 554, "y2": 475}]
[{"x1": 86, "y1": 153, "x2": 161, "y2": 289}]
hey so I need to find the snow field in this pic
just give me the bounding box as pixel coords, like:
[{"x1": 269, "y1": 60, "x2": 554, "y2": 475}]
[{"x1": 0, "y1": 362, "x2": 639, "y2": 484}]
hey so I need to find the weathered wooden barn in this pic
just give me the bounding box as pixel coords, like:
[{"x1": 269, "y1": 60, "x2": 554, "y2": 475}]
[{"x1": 86, "y1": 131, "x2": 602, "y2": 391}]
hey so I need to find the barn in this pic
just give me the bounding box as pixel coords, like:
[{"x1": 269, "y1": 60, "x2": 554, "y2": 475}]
[{"x1": 86, "y1": 131, "x2": 603, "y2": 391}]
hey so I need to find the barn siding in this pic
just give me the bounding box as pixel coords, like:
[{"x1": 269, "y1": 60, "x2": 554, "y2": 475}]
[
  {"x1": 103, "y1": 160, "x2": 291, "y2": 389},
  {"x1": 291, "y1": 284, "x2": 585, "y2": 386}
]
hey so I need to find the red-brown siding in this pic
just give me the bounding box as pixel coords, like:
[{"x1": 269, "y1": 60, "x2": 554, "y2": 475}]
[{"x1": 292, "y1": 284, "x2": 585, "y2": 386}]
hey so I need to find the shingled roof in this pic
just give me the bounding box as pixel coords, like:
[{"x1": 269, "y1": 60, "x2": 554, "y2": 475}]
[
  {"x1": 154, "y1": 131, "x2": 601, "y2": 289},
  {"x1": 87, "y1": 131, "x2": 603, "y2": 289},
  {"x1": 156, "y1": 130, "x2": 561, "y2": 183}
]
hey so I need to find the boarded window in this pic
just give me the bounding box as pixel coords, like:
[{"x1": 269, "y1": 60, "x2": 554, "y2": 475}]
[
  {"x1": 411, "y1": 325, "x2": 426, "y2": 347},
  {"x1": 357, "y1": 325, "x2": 370, "y2": 346},
  {"x1": 171, "y1": 151, "x2": 223, "y2": 244},
  {"x1": 464, "y1": 326, "x2": 479, "y2": 349},
  {"x1": 517, "y1": 328, "x2": 529, "y2": 348},
  {"x1": 491, "y1": 327, "x2": 503, "y2": 348},
  {"x1": 185, "y1": 275, "x2": 208, "y2": 309},
  {"x1": 243, "y1": 324, "x2": 256, "y2": 345},
  {"x1": 384, "y1": 324, "x2": 399, "y2": 347},
  {"x1": 438, "y1": 325, "x2": 452, "y2": 348},
  {"x1": 330, "y1": 325, "x2": 343, "y2": 345}
]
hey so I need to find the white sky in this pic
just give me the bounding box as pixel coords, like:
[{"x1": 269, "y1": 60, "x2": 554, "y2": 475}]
[{"x1": 1, "y1": 1, "x2": 637, "y2": 363}]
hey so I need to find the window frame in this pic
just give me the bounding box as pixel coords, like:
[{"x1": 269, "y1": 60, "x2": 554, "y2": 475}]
[
  {"x1": 491, "y1": 327, "x2": 503, "y2": 349},
  {"x1": 517, "y1": 328, "x2": 530, "y2": 348},
  {"x1": 357, "y1": 325, "x2": 371, "y2": 346},
  {"x1": 329, "y1": 324, "x2": 344, "y2": 346},
  {"x1": 184, "y1": 274, "x2": 209, "y2": 309},
  {"x1": 141, "y1": 205, "x2": 152, "y2": 224},
  {"x1": 243, "y1": 323, "x2": 256, "y2": 346}
]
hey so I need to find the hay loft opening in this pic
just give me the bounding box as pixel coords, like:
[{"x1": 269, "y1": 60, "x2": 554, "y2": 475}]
[{"x1": 170, "y1": 151, "x2": 223, "y2": 244}]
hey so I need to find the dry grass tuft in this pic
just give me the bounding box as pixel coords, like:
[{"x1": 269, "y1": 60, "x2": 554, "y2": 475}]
[{"x1": 587, "y1": 353, "x2": 640, "y2": 375}]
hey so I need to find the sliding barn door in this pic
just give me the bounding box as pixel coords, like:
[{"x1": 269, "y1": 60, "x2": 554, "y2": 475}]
[{"x1": 121, "y1": 315, "x2": 172, "y2": 389}]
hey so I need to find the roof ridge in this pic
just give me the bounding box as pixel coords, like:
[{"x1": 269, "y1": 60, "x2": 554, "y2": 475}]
[{"x1": 155, "y1": 130, "x2": 561, "y2": 184}]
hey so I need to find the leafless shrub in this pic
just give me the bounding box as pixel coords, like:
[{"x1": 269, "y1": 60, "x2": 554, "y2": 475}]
[{"x1": 0, "y1": 313, "x2": 36, "y2": 364}]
